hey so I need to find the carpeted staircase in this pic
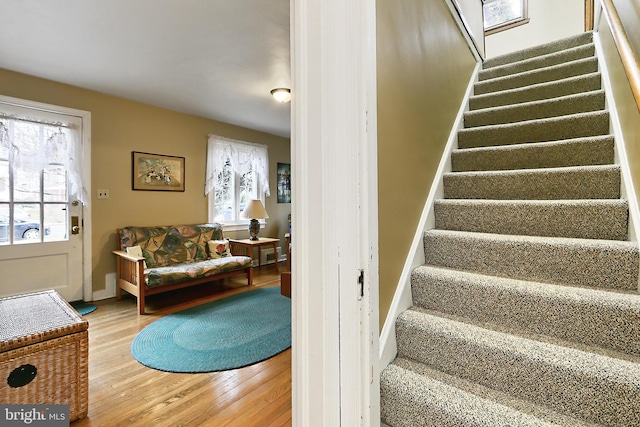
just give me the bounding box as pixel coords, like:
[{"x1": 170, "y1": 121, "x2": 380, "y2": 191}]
[{"x1": 380, "y1": 32, "x2": 640, "y2": 426}]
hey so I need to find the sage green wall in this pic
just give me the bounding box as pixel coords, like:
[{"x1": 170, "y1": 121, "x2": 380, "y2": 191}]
[
  {"x1": 598, "y1": 16, "x2": 640, "y2": 230},
  {"x1": 0, "y1": 68, "x2": 291, "y2": 294},
  {"x1": 376, "y1": 0, "x2": 476, "y2": 328}
]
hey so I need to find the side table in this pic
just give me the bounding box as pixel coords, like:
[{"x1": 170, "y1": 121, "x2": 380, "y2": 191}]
[{"x1": 229, "y1": 237, "x2": 280, "y2": 273}]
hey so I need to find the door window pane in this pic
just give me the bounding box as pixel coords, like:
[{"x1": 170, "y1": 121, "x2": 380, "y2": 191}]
[
  {"x1": 0, "y1": 204, "x2": 8, "y2": 244},
  {"x1": 13, "y1": 203, "x2": 41, "y2": 244},
  {"x1": 0, "y1": 160, "x2": 8, "y2": 202},
  {"x1": 44, "y1": 166, "x2": 67, "y2": 202},
  {"x1": 13, "y1": 168, "x2": 40, "y2": 202},
  {"x1": 44, "y1": 204, "x2": 66, "y2": 242},
  {"x1": 0, "y1": 124, "x2": 8, "y2": 159}
]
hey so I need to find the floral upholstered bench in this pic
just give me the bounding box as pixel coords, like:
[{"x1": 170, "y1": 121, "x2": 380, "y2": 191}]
[{"x1": 113, "y1": 224, "x2": 253, "y2": 314}]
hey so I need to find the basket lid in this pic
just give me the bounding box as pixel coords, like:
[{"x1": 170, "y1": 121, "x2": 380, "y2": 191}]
[{"x1": 0, "y1": 290, "x2": 88, "y2": 352}]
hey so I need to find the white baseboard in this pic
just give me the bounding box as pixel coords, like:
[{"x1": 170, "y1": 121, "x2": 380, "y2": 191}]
[{"x1": 92, "y1": 272, "x2": 117, "y2": 301}]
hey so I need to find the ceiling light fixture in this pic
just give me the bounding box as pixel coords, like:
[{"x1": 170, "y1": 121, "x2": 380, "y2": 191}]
[{"x1": 270, "y1": 88, "x2": 291, "y2": 103}]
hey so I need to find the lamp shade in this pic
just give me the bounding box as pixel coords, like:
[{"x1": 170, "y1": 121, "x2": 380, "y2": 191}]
[{"x1": 241, "y1": 199, "x2": 269, "y2": 220}]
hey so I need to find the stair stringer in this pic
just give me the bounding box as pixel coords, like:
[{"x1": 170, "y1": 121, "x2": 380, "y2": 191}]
[
  {"x1": 379, "y1": 62, "x2": 481, "y2": 368},
  {"x1": 593, "y1": 31, "x2": 640, "y2": 249}
]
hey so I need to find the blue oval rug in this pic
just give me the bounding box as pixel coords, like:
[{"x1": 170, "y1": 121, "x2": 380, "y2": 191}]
[{"x1": 131, "y1": 287, "x2": 291, "y2": 373}]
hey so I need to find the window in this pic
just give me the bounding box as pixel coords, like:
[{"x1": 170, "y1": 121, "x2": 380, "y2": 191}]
[
  {"x1": 483, "y1": 0, "x2": 529, "y2": 35},
  {"x1": 205, "y1": 135, "x2": 269, "y2": 229},
  {"x1": 0, "y1": 105, "x2": 84, "y2": 245}
]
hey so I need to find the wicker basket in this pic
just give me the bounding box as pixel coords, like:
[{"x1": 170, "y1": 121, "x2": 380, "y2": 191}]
[{"x1": 0, "y1": 290, "x2": 88, "y2": 422}]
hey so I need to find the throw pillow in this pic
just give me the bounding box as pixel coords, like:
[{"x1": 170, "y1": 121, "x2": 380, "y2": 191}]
[
  {"x1": 208, "y1": 239, "x2": 232, "y2": 259},
  {"x1": 126, "y1": 245, "x2": 148, "y2": 268}
]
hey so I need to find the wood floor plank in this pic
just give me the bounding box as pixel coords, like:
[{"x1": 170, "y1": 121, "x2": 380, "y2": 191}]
[{"x1": 72, "y1": 264, "x2": 291, "y2": 426}]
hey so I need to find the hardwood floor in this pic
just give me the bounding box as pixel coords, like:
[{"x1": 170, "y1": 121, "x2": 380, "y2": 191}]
[{"x1": 73, "y1": 264, "x2": 291, "y2": 426}]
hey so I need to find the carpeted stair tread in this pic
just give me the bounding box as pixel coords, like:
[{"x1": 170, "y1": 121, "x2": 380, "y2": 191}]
[
  {"x1": 380, "y1": 359, "x2": 589, "y2": 427},
  {"x1": 395, "y1": 309, "x2": 640, "y2": 426},
  {"x1": 474, "y1": 57, "x2": 599, "y2": 95},
  {"x1": 423, "y1": 229, "x2": 639, "y2": 290},
  {"x1": 478, "y1": 43, "x2": 595, "y2": 82},
  {"x1": 433, "y1": 199, "x2": 628, "y2": 240},
  {"x1": 464, "y1": 90, "x2": 605, "y2": 127},
  {"x1": 411, "y1": 265, "x2": 640, "y2": 356},
  {"x1": 451, "y1": 135, "x2": 614, "y2": 172},
  {"x1": 483, "y1": 31, "x2": 593, "y2": 69},
  {"x1": 469, "y1": 72, "x2": 602, "y2": 110},
  {"x1": 457, "y1": 110, "x2": 610, "y2": 149},
  {"x1": 443, "y1": 165, "x2": 620, "y2": 200}
]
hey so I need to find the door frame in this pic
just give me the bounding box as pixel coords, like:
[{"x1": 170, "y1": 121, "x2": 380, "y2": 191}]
[
  {"x1": 290, "y1": 0, "x2": 380, "y2": 424},
  {"x1": 0, "y1": 94, "x2": 92, "y2": 302}
]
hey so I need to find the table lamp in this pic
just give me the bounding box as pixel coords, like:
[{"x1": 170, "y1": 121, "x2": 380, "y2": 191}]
[{"x1": 241, "y1": 199, "x2": 269, "y2": 240}]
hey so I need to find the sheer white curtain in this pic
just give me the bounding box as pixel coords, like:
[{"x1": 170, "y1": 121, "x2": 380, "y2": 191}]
[
  {"x1": 0, "y1": 116, "x2": 86, "y2": 205},
  {"x1": 204, "y1": 135, "x2": 270, "y2": 197}
]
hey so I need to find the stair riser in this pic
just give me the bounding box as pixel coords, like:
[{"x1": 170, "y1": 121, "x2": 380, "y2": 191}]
[
  {"x1": 423, "y1": 231, "x2": 639, "y2": 290},
  {"x1": 443, "y1": 167, "x2": 621, "y2": 200},
  {"x1": 475, "y1": 58, "x2": 599, "y2": 95},
  {"x1": 483, "y1": 32, "x2": 593, "y2": 69},
  {"x1": 396, "y1": 312, "x2": 640, "y2": 426},
  {"x1": 411, "y1": 267, "x2": 640, "y2": 356},
  {"x1": 380, "y1": 364, "x2": 560, "y2": 427},
  {"x1": 451, "y1": 137, "x2": 614, "y2": 172},
  {"x1": 479, "y1": 44, "x2": 595, "y2": 81},
  {"x1": 381, "y1": 371, "x2": 477, "y2": 427},
  {"x1": 433, "y1": 200, "x2": 628, "y2": 240},
  {"x1": 464, "y1": 91, "x2": 605, "y2": 128},
  {"x1": 469, "y1": 73, "x2": 602, "y2": 110},
  {"x1": 458, "y1": 111, "x2": 609, "y2": 149}
]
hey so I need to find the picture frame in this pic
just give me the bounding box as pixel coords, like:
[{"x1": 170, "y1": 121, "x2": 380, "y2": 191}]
[
  {"x1": 132, "y1": 151, "x2": 185, "y2": 191},
  {"x1": 277, "y1": 162, "x2": 291, "y2": 203}
]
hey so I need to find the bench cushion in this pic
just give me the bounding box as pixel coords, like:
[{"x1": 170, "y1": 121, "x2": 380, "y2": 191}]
[
  {"x1": 119, "y1": 224, "x2": 224, "y2": 268},
  {"x1": 145, "y1": 256, "x2": 252, "y2": 287}
]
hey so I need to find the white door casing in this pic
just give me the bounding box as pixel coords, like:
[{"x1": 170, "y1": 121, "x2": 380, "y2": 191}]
[
  {"x1": 291, "y1": 0, "x2": 380, "y2": 425},
  {"x1": 0, "y1": 95, "x2": 91, "y2": 302}
]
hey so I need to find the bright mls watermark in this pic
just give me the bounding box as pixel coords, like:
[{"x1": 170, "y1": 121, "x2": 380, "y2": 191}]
[{"x1": 1, "y1": 405, "x2": 68, "y2": 426}]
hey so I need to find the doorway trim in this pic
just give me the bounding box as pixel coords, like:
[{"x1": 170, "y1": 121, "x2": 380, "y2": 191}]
[{"x1": 290, "y1": 0, "x2": 380, "y2": 425}]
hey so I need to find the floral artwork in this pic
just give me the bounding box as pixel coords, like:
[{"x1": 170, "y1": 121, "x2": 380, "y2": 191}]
[{"x1": 132, "y1": 151, "x2": 185, "y2": 191}]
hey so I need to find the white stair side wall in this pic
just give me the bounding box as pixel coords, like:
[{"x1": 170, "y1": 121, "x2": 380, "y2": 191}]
[{"x1": 593, "y1": 31, "x2": 640, "y2": 245}]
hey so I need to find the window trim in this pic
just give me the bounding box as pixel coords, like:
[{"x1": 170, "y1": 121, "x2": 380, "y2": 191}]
[{"x1": 483, "y1": 0, "x2": 529, "y2": 36}]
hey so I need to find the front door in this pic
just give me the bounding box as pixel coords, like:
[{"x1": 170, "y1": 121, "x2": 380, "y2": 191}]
[{"x1": 0, "y1": 99, "x2": 87, "y2": 302}]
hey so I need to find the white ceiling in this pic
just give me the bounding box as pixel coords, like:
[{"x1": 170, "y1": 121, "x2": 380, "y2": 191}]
[{"x1": 0, "y1": 0, "x2": 292, "y2": 138}]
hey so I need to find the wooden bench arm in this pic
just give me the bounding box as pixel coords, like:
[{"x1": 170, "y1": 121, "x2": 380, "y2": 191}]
[
  {"x1": 113, "y1": 250, "x2": 147, "y2": 313},
  {"x1": 113, "y1": 250, "x2": 145, "y2": 263}
]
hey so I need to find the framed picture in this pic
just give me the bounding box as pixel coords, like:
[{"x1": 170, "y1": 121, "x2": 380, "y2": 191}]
[
  {"x1": 277, "y1": 162, "x2": 291, "y2": 203},
  {"x1": 132, "y1": 151, "x2": 185, "y2": 191}
]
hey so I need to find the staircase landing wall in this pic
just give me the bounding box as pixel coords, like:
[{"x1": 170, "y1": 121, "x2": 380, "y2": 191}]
[
  {"x1": 376, "y1": 0, "x2": 477, "y2": 330},
  {"x1": 597, "y1": 10, "x2": 640, "y2": 241}
]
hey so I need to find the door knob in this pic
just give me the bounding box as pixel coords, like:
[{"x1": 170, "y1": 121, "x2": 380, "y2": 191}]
[{"x1": 71, "y1": 216, "x2": 80, "y2": 235}]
